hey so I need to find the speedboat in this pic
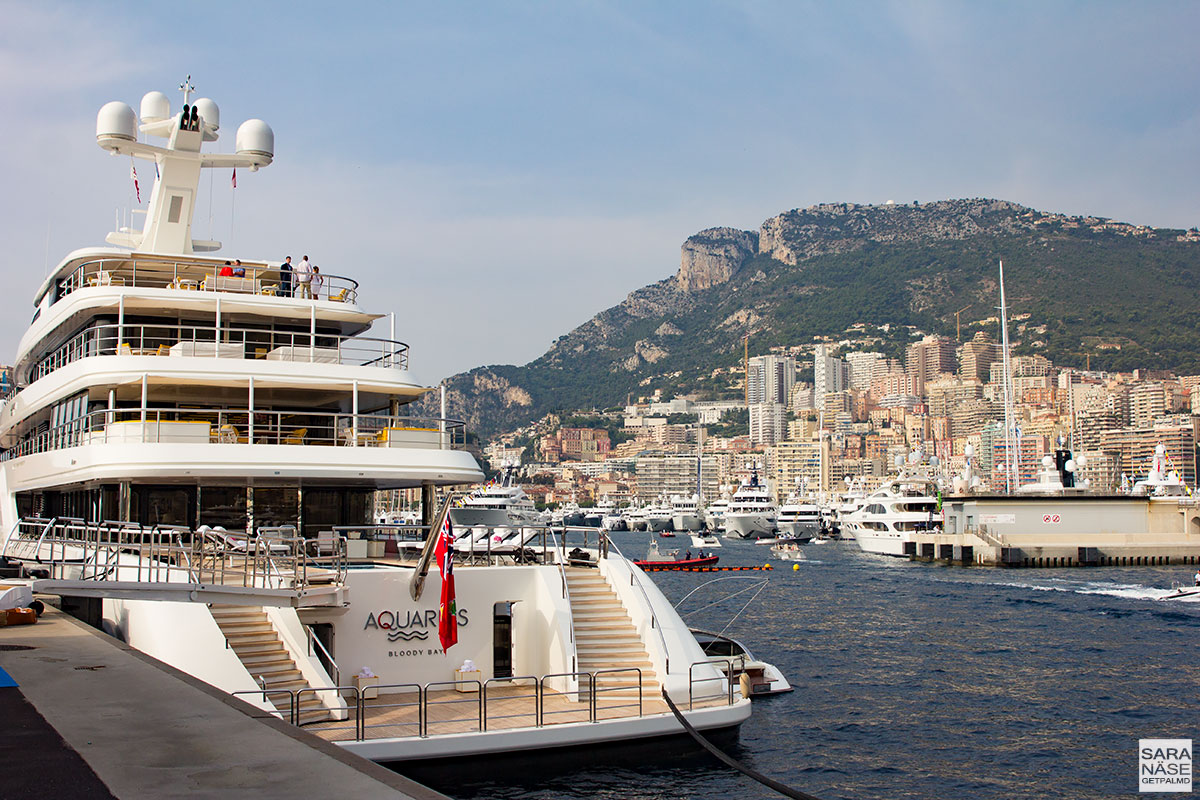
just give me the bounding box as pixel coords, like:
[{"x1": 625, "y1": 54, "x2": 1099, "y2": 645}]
[
  {"x1": 689, "y1": 532, "x2": 722, "y2": 549},
  {"x1": 0, "y1": 81, "x2": 751, "y2": 764}
]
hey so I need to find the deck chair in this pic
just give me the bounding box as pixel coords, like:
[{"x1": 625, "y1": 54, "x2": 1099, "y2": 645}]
[
  {"x1": 216, "y1": 424, "x2": 239, "y2": 443},
  {"x1": 283, "y1": 427, "x2": 308, "y2": 445}
]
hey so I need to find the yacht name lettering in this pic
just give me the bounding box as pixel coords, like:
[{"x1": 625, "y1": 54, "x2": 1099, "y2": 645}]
[{"x1": 364, "y1": 609, "x2": 468, "y2": 631}]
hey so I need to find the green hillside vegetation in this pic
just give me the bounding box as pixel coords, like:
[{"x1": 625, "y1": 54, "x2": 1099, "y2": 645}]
[{"x1": 437, "y1": 204, "x2": 1200, "y2": 438}]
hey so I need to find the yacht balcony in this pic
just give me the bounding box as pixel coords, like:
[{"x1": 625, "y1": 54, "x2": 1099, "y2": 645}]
[
  {"x1": 27, "y1": 322, "x2": 408, "y2": 385},
  {"x1": 3, "y1": 406, "x2": 466, "y2": 460},
  {"x1": 53, "y1": 255, "x2": 359, "y2": 304}
]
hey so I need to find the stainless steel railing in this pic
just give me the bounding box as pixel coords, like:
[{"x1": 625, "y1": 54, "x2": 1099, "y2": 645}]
[
  {"x1": 27, "y1": 321, "x2": 408, "y2": 385},
  {"x1": 2, "y1": 406, "x2": 467, "y2": 460},
  {"x1": 54, "y1": 257, "x2": 360, "y2": 305},
  {"x1": 1, "y1": 516, "x2": 347, "y2": 595},
  {"x1": 247, "y1": 663, "x2": 728, "y2": 742}
]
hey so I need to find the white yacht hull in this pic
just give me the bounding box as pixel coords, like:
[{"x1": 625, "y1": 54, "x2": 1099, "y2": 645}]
[
  {"x1": 449, "y1": 507, "x2": 542, "y2": 528},
  {"x1": 671, "y1": 513, "x2": 703, "y2": 532},
  {"x1": 647, "y1": 517, "x2": 673, "y2": 533},
  {"x1": 853, "y1": 530, "x2": 911, "y2": 557},
  {"x1": 776, "y1": 521, "x2": 819, "y2": 542},
  {"x1": 723, "y1": 514, "x2": 776, "y2": 540}
]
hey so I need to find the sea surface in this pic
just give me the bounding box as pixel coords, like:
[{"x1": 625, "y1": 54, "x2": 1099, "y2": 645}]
[{"x1": 398, "y1": 532, "x2": 1200, "y2": 800}]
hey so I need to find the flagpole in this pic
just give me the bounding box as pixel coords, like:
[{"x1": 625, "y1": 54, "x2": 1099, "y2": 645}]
[{"x1": 999, "y1": 259, "x2": 1016, "y2": 493}]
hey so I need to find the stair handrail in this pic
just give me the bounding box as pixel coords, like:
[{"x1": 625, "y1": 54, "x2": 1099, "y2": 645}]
[
  {"x1": 305, "y1": 625, "x2": 341, "y2": 687},
  {"x1": 600, "y1": 535, "x2": 671, "y2": 675},
  {"x1": 409, "y1": 492, "x2": 464, "y2": 601},
  {"x1": 1, "y1": 517, "x2": 23, "y2": 558}
]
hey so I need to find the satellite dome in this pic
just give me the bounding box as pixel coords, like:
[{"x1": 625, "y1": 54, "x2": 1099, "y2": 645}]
[
  {"x1": 139, "y1": 91, "x2": 170, "y2": 123},
  {"x1": 193, "y1": 98, "x2": 220, "y2": 131},
  {"x1": 96, "y1": 101, "x2": 137, "y2": 142},
  {"x1": 236, "y1": 119, "x2": 274, "y2": 157},
  {"x1": 1042, "y1": 455, "x2": 1054, "y2": 468}
]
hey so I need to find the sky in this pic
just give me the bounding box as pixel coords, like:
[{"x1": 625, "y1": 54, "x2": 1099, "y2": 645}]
[{"x1": 2, "y1": 0, "x2": 1198, "y2": 383}]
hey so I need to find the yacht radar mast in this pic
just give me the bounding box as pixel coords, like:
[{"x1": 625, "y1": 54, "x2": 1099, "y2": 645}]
[{"x1": 95, "y1": 77, "x2": 275, "y2": 255}]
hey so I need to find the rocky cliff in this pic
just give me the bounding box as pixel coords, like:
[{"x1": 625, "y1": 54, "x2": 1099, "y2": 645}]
[{"x1": 426, "y1": 198, "x2": 1199, "y2": 438}]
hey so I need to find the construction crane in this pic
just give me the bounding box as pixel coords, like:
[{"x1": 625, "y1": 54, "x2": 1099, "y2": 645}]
[
  {"x1": 954, "y1": 305, "x2": 972, "y2": 341},
  {"x1": 743, "y1": 334, "x2": 750, "y2": 407}
]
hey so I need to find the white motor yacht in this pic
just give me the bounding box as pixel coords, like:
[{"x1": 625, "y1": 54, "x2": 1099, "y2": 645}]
[
  {"x1": 704, "y1": 496, "x2": 730, "y2": 533},
  {"x1": 844, "y1": 469, "x2": 942, "y2": 557},
  {"x1": 644, "y1": 497, "x2": 674, "y2": 533},
  {"x1": 449, "y1": 463, "x2": 541, "y2": 528},
  {"x1": 670, "y1": 493, "x2": 704, "y2": 532},
  {"x1": 775, "y1": 493, "x2": 821, "y2": 543},
  {"x1": 0, "y1": 82, "x2": 750, "y2": 763},
  {"x1": 723, "y1": 469, "x2": 777, "y2": 540}
]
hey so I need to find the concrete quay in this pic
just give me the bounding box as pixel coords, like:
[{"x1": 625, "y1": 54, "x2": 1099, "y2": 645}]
[
  {"x1": 915, "y1": 494, "x2": 1200, "y2": 568},
  {"x1": 0, "y1": 606, "x2": 447, "y2": 800}
]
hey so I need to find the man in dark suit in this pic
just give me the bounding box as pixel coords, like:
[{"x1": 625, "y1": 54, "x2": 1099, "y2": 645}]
[{"x1": 279, "y1": 255, "x2": 293, "y2": 296}]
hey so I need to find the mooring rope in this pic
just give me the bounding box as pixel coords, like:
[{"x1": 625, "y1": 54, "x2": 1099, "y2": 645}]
[{"x1": 662, "y1": 691, "x2": 826, "y2": 800}]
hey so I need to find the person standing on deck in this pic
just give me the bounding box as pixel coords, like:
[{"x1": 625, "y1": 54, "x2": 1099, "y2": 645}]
[
  {"x1": 279, "y1": 256, "x2": 293, "y2": 297},
  {"x1": 295, "y1": 255, "x2": 313, "y2": 298}
]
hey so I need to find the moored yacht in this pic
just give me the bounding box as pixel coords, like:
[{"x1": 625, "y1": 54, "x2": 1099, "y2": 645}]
[
  {"x1": 670, "y1": 493, "x2": 704, "y2": 532},
  {"x1": 844, "y1": 467, "x2": 942, "y2": 556},
  {"x1": 644, "y1": 497, "x2": 674, "y2": 533},
  {"x1": 723, "y1": 468, "x2": 777, "y2": 540},
  {"x1": 0, "y1": 82, "x2": 751, "y2": 763},
  {"x1": 775, "y1": 493, "x2": 821, "y2": 543},
  {"x1": 449, "y1": 462, "x2": 541, "y2": 528},
  {"x1": 704, "y1": 496, "x2": 730, "y2": 533}
]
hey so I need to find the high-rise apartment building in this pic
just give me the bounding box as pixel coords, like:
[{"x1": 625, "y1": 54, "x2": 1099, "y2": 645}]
[
  {"x1": 906, "y1": 335, "x2": 957, "y2": 393},
  {"x1": 747, "y1": 355, "x2": 797, "y2": 405},
  {"x1": 749, "y1": 402, "x2": 787, "y2": 446},
  {"x1": 813, "y1": 345, "x2": 849, "y2": 411},
  {"x1": 959, "y1": 331, "x2": 1001, "y2": 382}
]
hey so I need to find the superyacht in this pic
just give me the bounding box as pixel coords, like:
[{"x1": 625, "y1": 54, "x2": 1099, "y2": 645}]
[
  {"x1": 448, "y1": 462, "x2": 541, "y2": 528},
  {"x1": 0, "y1": 82, "x2": 750, "y2": 762},
  {"x1": 723, "y1": 467, "x2": 778, "y2": 540}
]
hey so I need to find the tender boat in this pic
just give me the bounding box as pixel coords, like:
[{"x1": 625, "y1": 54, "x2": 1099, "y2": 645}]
[
  {"x1": 689, "y1": 629, "x2": 792, "y2": 696},
  {"x1": 632, "y1": 540, "x2": 719, "y2": 570}
]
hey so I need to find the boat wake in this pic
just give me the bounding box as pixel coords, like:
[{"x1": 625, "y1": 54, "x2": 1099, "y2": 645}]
[{"x1": 993, "y1": 577, "x2": 1200, "y2": 603}]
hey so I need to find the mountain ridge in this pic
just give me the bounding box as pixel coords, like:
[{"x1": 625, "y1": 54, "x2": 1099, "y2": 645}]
[{"x1": 428, "y1": 198, "x2": 1200, "y2": 438}]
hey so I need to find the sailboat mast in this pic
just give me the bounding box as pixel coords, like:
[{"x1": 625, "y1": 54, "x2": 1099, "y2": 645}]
[{"x1": 999, "y1": 259, "x2": 1016, "y2": 493}]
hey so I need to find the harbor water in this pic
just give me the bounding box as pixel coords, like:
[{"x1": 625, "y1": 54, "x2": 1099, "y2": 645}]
[{"x1": 399, "y1": 533, "x2": 1200, "y2": 799}]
